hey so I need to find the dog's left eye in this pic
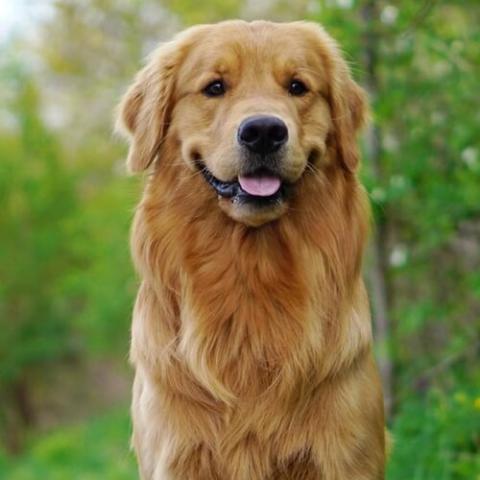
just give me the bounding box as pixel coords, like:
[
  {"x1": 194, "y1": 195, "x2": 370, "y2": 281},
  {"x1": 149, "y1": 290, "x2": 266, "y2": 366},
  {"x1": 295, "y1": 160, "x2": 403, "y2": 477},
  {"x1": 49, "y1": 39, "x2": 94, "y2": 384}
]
[
  {"x1": 288, "y1": 80, "x2": 309, "y2": 96},
  {"x1": 203, "y1": 80, "x2": 226, "y2": 97}
]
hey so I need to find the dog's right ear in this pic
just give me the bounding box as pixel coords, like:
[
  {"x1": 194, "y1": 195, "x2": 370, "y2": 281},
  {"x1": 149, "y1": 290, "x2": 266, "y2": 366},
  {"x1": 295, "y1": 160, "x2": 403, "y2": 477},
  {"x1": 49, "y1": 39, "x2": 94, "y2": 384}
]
[
  {"x1": 116, "y1": 26, "x2": 209, "y2": 173},
  {"x1": 115, "y1": 41, "x2": 180, "y2": 173}
]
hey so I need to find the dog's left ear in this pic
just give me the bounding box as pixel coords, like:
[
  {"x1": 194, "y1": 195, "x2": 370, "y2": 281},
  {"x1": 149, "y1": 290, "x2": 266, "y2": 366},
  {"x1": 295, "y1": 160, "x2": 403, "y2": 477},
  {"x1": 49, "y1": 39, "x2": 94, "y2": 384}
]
[
  {"x1": 303, "y1": 22, "x2": 368, "y2": 172},
  {"x1": 329, "y1": 67, "x2": 368, "y2": 172}
]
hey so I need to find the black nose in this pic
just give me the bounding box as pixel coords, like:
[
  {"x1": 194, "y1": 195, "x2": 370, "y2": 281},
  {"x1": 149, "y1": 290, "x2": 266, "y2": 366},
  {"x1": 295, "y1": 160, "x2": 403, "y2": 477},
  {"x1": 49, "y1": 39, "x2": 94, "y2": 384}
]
[{"x1": 238, "y1": 115, "x2": 288, "y2": 155}]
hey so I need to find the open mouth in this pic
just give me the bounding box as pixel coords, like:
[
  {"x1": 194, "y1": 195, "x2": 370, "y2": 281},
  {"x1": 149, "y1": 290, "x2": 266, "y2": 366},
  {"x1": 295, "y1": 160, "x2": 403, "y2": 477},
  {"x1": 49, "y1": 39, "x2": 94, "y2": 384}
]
[{"x1": 198, "y1": 163, "x2": 287, "y2": 205}]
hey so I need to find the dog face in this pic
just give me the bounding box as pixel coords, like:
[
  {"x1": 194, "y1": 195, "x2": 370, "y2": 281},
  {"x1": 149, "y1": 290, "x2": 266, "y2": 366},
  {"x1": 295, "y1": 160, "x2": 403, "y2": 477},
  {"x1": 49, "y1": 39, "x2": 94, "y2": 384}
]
[{"x1": 117, "y1": 21, "x2": 366, "y2": 226}]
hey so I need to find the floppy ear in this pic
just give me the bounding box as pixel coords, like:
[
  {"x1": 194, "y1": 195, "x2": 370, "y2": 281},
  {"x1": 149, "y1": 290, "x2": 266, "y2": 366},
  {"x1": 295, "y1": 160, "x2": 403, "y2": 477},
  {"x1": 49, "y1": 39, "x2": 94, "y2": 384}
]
[
  {"x1": 302, "y1": 22, "x2": 368, "y2": 172},
  {"x1": 329, "y1": 67, "x2": 368, "y2": 172},
  {"x1": 115, "y1": 41, "x2": 181, "y2": 173}
]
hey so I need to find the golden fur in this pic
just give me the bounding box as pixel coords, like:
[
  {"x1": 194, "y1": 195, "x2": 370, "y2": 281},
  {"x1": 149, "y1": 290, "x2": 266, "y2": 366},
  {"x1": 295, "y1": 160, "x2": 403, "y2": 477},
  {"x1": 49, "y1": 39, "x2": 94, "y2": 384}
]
[{"x1": 117, "y1": 20, "x2": 385, "y2": 479}]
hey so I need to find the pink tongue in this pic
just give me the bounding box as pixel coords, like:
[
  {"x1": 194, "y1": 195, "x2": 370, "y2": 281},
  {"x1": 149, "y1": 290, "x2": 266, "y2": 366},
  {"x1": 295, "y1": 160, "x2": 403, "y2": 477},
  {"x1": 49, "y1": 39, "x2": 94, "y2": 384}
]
[{"x1": 238, "y1": 175, "x2": 281, "y2": 197}]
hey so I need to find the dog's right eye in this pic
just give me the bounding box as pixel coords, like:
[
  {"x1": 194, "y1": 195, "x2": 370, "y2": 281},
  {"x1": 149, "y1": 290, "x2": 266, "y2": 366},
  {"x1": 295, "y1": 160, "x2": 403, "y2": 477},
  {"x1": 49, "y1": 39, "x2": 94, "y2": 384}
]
[{"x1": 203, "y1": 80, "x2": 226, "y2": 97}]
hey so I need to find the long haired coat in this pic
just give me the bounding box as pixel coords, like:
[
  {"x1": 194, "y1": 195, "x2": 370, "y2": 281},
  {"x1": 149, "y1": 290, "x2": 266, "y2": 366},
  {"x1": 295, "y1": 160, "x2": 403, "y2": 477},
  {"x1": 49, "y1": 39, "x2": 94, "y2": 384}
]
[{"x1": 117, "y1": 20, "x2": 385, "y2": 480}]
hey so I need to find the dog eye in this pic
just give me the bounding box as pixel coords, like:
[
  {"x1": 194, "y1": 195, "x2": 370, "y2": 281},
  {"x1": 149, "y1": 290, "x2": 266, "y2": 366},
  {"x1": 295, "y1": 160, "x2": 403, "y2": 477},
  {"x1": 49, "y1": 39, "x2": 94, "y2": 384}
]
[
  {"x1": 203, "y1": 80, "x2": 226, "y2": 97},
  {"x1": 288, "y1": 80, "x2": 308, "y2": 96}
]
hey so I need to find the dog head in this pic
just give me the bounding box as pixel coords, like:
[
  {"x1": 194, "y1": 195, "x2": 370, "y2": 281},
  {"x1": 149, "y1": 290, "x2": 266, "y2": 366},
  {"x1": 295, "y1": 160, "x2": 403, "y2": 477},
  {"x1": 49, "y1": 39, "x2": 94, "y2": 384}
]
[{"x1": 116, "y1": 21, "x2": 367, "y2": 227}]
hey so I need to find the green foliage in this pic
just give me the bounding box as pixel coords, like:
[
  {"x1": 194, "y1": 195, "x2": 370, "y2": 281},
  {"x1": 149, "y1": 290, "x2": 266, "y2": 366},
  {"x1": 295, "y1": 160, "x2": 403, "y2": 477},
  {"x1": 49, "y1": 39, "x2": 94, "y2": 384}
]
[
  {"x1": 0, "y1": 409, "x2": 136, "y2": 480},
  {"x1": 169, "y1": 0, "x2": 241, "y2": 24},
  {"x1": 0, "y1": 46, "x2": 138, "y2": 451},
  {"x1": 0, "y1": 70, "x2": 79, "y2": 387},
  {"x1": 388, "y1": 381, "x2": 480, "y2": 479}
]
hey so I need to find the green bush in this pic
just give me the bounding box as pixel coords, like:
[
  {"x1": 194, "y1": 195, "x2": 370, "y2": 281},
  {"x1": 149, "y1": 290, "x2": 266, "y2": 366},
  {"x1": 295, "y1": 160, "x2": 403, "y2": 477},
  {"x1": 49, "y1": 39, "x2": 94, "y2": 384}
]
[
  {"x1": 0, "y1": 409, "x2": 136, "y2": 480},
  {"x1": 388, "y1": 385, "x2": 480, "y2": 479}
]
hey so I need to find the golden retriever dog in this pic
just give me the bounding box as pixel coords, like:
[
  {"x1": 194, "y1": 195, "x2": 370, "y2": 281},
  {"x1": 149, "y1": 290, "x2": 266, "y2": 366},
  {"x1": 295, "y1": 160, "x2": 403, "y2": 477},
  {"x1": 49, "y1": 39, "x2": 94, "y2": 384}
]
[{"x1": 117, "y1": 20, "x2": 385, "y2": 480}]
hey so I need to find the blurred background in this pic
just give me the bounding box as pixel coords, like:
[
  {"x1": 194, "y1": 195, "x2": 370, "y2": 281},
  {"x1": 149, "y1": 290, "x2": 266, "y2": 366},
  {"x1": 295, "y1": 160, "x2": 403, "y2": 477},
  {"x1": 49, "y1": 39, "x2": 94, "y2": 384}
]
[{"x1": 0, "y1": 0, "x2": 479, "y2": 478}]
